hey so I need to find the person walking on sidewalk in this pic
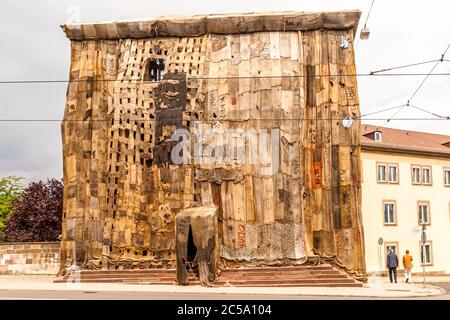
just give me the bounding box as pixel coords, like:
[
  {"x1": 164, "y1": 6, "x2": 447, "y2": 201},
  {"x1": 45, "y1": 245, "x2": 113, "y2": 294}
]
[
  {"x1": 402, "y1": 250, "x2": 413, "y2": 283},
  {"x1": 386, "y1": 248, "x2": 398, "y2": 283}
]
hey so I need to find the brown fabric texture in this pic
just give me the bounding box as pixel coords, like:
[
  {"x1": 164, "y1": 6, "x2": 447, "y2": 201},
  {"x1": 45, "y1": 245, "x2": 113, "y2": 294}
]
[
  {"x1": 59, "y1": 11, "x2": 367, "y2": 282},
  {"x1": 61, "y1": 11, "x2": 361, "y2": 40}
]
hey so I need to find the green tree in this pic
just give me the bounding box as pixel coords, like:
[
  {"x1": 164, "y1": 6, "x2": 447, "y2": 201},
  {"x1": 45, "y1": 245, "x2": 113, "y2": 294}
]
[{"x1": 0, "y1": 176, "x2": 25, "y2": 239}]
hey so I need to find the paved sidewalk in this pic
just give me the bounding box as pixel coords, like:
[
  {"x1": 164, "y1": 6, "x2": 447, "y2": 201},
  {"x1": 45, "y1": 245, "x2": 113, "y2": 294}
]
[{"x1": 0, "y1": 274, "x2": 446, "y2": 298}]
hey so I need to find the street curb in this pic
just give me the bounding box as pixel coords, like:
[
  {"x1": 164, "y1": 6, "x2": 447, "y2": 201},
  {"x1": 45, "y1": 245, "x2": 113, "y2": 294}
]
[{"x1": 0, "y1": 282, "x2": 445, "y2": 298}]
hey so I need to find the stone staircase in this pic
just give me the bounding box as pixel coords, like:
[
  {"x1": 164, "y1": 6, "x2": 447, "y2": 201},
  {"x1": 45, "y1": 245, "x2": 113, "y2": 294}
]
[{"x1": 55, "y1": 264, "x2": 362, "y2": 287}]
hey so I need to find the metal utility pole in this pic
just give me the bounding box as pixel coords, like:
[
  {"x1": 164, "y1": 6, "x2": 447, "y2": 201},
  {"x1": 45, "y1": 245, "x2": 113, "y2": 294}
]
[
  {"x1": 378, "y1": 237, "x2": 383, "y2": 276},
  {"x1": 421, "y1": 224, "x2": 427, "y2": 288}
]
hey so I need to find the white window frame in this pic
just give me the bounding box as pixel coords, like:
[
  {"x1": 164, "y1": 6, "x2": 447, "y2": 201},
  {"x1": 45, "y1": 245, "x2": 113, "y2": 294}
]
[
  {"x1": 420, "y1": 242, "x2": 433, "y2": 266},
  {"x1": 444, "y1": 168, "x2": 450, "y2": 186},
  {"x1": 412, "y1": 166, "x2": 421, "y2": 184},
  {"x1": 418, "y1": 202, "x2": 430, "y2": 225},
  {"x1": 374, "y1": 131, "x2": 382, "y2": 142},
  {"x1": 422, "y1": 167, "x2": 431, "y2": 185},
  {"x1": 388, "y1": 164, "x2": 398, "y2": 183},
  {"x1": 377, "y1": 163, "x2": 387, "y2": 183},
  {"x1": 383, "y1": 201, "x2": 396, "y2": 225}
]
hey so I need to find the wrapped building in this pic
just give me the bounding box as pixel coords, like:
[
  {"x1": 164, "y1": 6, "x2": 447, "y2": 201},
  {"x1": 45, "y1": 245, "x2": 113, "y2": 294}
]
[{"x1": 59, "y1": 11, "x2": 366, "y2": 284}]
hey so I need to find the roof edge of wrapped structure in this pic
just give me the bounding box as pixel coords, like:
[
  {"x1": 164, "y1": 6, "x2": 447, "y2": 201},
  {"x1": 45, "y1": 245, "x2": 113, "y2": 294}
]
[{"x1": 61, "y1": 10, "x2": 361, "y2": 40}]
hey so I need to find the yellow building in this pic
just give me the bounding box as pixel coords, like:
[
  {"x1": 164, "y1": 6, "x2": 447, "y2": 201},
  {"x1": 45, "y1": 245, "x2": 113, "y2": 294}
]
[{"x1": 361, "y1": 125, "x2": 450, "y2": 275}]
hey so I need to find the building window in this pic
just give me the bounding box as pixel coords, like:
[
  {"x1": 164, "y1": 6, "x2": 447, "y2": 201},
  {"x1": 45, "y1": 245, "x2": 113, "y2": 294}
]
[
  {"x1": 422, "y1": 167, "x2": 431, "y2": 185},
  {"x1": 383, "y1": 201, "x2": 396, "y2": 225},
  {"x1": 420, "y1": 242, "x2": 433, "y2": 266},
  {"x1": 411, "y1": 165, "x2": 432, "y2": 185},
  {"x1": 144, "y1": 58, "x2": 165, "y2": 82},
  {"x1": 444, "y1": 168, "x2": 450, "y2": 186},
  {"x1": 418, "y1": 202, "x2": 430, "y2": 225},
  {"x1": 374, "y1": 131, "x2": 382, "y2": 142},
  {"x1": 377, "y1": 163, "x2": 399, "y2": 184},
  {"x1": 388, "y1": 164, "x2": 398, "y2": 183},
  {"x1": 412, "y1": 166, "x2": 421, "y2": 184},
  {"x1": 385, "y1": 243, "x2": 398, "y2": 255},
  {"x1": 377, "y1": 164, "x2": 387, "y2": 182}
]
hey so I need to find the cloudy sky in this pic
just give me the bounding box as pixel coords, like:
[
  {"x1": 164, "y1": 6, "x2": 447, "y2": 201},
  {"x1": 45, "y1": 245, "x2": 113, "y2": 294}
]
[{"x1": 0, "y1": 0, "x2": 449, "y2": 182}]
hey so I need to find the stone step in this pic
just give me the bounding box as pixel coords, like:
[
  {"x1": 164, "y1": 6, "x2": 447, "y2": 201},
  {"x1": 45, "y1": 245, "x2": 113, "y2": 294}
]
[
  {"x1": 54, "y1": 264, "x2": 362, "y2": 287},
  {"x1": 70, "y1": 270, "x2": 342, "y2": 280},
  {"x1": 57, "y1": 275, "x2": 352, "y2": 284},
  {"x1": 72, "y1": 272, "x2": 176, "y2": 278},
  {"x1": 128, "y1": 280, "x2": 362, "y2": 288},
  {"x1": 56, "y1": 279, "x2": 361, "y2": 287},
  {"x1": 60, "y1": 274, "x2": 349, "y2": 282},
  {"x1": 125, "y1": 277, "x2": 355, "y2": 284},
  {"x1": 71, "y1": 275, "x2": 347, "y2": 282},
  {"x1": 213, "y1": 282, "x2": 363, "y2": 288},
  {"x1": 219, "y1": 274, "x2": 347, "y2": 280},
  {"x1": 66, "y1": 269, "x2": 338, "y2": 276},
  {"x1": 220, "y1": 265, "x2": 335, "y2": 272},
  {"x1": 66, "y1": 269, "x2": 176, "y2": 275},
  {"x1": 63, "y1": 265, "x2": 334, "y2": 276},
  {"x1": 219, "y1": 271, "x2": 342, "y2": 277},
  {"x1": 59, "y1": 271, "x2": 341, "y2": 280}
]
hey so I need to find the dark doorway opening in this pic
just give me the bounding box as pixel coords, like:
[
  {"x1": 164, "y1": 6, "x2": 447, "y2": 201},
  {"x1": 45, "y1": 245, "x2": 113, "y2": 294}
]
[{"x1": 187, "y1": 225, "x2": 197, "y2": 263}]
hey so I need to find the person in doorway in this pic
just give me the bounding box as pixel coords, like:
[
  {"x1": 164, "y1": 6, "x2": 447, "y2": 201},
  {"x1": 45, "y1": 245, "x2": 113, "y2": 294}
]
[
  {"x1": 402, "y1": 250, "x2": 413, "y2": 283},
  {"x1": 386, "y1": 248, "x2": 398, "y2": 283}
]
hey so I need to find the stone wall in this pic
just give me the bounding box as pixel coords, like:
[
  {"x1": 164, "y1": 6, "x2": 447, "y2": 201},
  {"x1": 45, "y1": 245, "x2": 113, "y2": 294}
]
[{"x1": 0, "y1": 242, "x2": 60, "y2": 275}]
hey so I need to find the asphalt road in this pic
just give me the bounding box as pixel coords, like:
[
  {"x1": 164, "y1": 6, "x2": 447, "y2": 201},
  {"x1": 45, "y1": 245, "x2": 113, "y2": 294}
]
[{"x1": 0, "y1": 284, "x2": 448, "y2": 300}]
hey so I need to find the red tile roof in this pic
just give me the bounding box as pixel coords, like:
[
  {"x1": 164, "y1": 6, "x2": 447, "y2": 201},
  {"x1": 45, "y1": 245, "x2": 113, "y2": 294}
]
[{"x1": 361, "y1": 124, "x2": 450, "y2": 157}]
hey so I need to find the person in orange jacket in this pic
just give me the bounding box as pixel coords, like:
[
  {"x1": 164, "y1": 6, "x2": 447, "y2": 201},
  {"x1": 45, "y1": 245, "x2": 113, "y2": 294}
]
[{"x1": 402, "y1": 250, "x2": 413, "y2": 283}]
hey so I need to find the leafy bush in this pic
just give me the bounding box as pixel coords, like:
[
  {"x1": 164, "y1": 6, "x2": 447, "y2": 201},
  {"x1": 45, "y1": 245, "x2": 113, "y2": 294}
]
[
  {"x1": 0, "y1": 176, "x2": 24, "y2": 239},
  {"x1": 2, "y1": 179, "x2": 63, "y2": 242}
]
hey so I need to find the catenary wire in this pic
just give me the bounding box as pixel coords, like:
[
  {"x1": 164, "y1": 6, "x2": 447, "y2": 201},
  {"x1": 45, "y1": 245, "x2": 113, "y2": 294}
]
[
  {"x1": 369, "y1": 59, "x2": 441, "y2": 75},
  {"x1": 383, "y1": 42, "x2": 450, "y2": 125},
  {"x1": 0, "y1": 118, "x2": 447, "y2": 123},
  {"x1": 409, "y1": 104, "x2": 450, "y2": 119},
  {"x1": 1, "y1": 73, "x2": 450, "y2": 84},
  {"x1": 0, "y1": 103, "x2": 447, "y2": 123}
]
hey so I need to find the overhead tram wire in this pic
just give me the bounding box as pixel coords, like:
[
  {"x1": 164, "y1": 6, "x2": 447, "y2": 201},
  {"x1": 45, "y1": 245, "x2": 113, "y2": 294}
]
[
  {"x1": 0, "y1": 103, "x2": 444, "y2": 123},
  {"x1": 0, "y1": 116, "x2": 448, "y2": 123},
  {"x1": 383, "y1": 106, "x2": 407, "y2": 126},
  {"x1": 409, "y1": 104, "x2": 450, "y2": 120},
  {"x1": 369, "y1": 59, "x2": 442, "y2": 75},
  {"x1": 383, "y1": 42, "x2": 450, "y2": 126},
  {"x1": 359, "y1": 104, "x2": 406, "y2": 117},
  {"x1": 369, "y1": 50, "x2": 450, "y2": 75},
  {"x1": 1, "y1": 72, "x2": 450, "y2": 85}
]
